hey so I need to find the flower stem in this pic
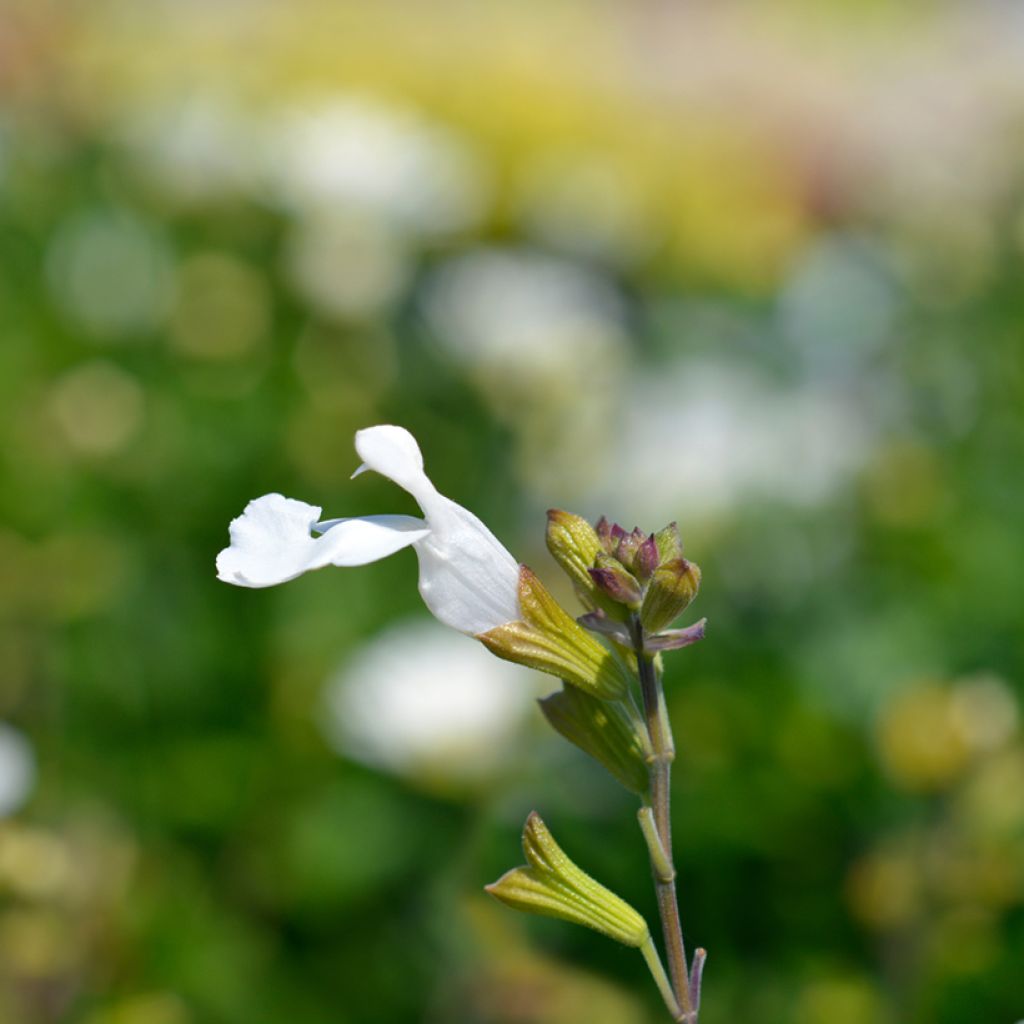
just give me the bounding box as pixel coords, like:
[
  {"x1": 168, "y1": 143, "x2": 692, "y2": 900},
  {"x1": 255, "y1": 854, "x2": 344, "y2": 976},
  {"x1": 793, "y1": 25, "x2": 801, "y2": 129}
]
[
  {"x1": 630, "y1": 615, "x2": 695, "y2": 1021},
  {"x1": 640, "y1": 933, "x2": 684, "y2": 1022}
]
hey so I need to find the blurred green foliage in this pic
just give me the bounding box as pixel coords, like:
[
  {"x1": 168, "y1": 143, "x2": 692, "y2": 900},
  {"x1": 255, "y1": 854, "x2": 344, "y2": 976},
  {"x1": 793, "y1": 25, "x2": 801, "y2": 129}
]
[{"x1": 1, "y1": 2, "x2": 1023, "y2": 1023}]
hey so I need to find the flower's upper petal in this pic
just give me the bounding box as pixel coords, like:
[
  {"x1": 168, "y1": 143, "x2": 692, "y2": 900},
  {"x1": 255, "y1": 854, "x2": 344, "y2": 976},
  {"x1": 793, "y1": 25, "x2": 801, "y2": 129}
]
[
  {"x1": 216, "y1": 494, "x2": 428, "y2": 588},
  {"x1": 353, "y1": 425, "x2": 438, "y2": 508}
]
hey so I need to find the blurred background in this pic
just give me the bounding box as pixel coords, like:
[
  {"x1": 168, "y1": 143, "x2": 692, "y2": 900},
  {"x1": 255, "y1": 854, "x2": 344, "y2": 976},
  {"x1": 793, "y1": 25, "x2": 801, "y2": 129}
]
[{"x1": 2, "y1": 1, "x2": 1023, "y2": 1021}]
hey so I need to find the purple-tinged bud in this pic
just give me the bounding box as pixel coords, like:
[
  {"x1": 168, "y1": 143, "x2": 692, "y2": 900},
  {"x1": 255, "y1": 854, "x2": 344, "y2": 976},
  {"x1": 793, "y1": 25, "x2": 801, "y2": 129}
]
[
  {"x1": 653, "y1": 522, "x2": 683, "y2": 563},
  {"x1": 644, "y1": 618, "x2": 707, "y2": 653},
  {"x1": 615, "y1": 527, "x2": 644, "y2": 570},
  {"x1": 595, "y1": 516, "x2": 614, "y2": 553},
  {"x1": 640, "y1": 557, "x2": 701, "y2": 633},
  {"x1": 588, "y1": 553, "x2": 643, "y2": 607},
  {"x1": 634, "y1": 534, "x2": 660, "y2": 582},
  {"x1": 608, "y1": 522, "x2": 628, "y2": 553}
]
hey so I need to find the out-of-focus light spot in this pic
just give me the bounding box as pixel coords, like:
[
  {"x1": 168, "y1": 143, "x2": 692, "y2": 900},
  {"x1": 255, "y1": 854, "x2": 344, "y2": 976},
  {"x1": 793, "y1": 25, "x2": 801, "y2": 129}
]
[
  {"x1": 83, "y1": 992, "x2": 191, "y2": 1024},
  {"x1": 862, "y1": 441, "x2": 944, "y2": 527},
  {"x1": 38, "y1": 532, "x2": 131, "y2": 621},
  {"x1": 119, "y1": 95, "x2": 260, "y2": 205},
  {"x1": 47, "y1": 210, "x2": 173, "y2": 339},
  {"x1": 779, "y1": 235, "x2": 896, "y2": 379},
  {"x1": 795, "y1": 975, "x2": 890, "y2": 1024},
  {"x1": 609, "y1": 361, "x2": 872, "y2": 521},
  {"x1": 515, "y1": 151, "x2": 655, "y2": 266},
  {"x1": 48, "y1": 360, "x2": 144, "y2": 457},
  {"x1": 949, "y1": 676, "x2": 1018, "y2": 754},
  {"x1": 284, "y1": 213, "x2": 409, "y2": 320},
  {"x1": 0, "y1": 824, "x2": 72, "y2": 898},
  {"x1": 957, "y1": 749, "x2": 1024, "y2": 839},
  {"x1": 268, "y1": 97, "x2": 487, "y2": 236},
  {"x1": 0, "y1": 724, "x2": 34, "y2": 818},
  {"x1": 170, "y1": 253, "x2": 268, "y2": 360},
  {"x1": 876, "y1": 683, "x2": 970, "y2": 792},
  {"x1": 0, "y1": 908, "x2": 76, "y2": 977},
  {"x1": 845, "y1": 848, "x2": 921, "y2": 931},
  {"x1": 322, "y1": 619, "x2": 543, "y2": 789}
]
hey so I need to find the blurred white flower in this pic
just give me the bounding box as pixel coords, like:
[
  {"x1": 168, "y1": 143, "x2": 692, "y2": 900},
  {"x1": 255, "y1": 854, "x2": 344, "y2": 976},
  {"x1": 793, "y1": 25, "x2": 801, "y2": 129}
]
[
  {"x1": 217, "y1": 425, "x2": 520, "y2": 636},
  {"x1": 267, "y1": 97, "x2": 486, "y2": 236},
  {"x1": 117, "y1": 95, "x2": 262, "y2": 204},
  {"x1": 604, "y1": 360, "x2": 874, "y2": 520},
  {"x1": 322, "y1": 618, "x2": 541, "y2": 784},
  {"x1": 423, "y1": 248, "x2": 627, "y2": 376},
  {"x1": 0, "y1": 724, "x2": 35, "y2": 818}
]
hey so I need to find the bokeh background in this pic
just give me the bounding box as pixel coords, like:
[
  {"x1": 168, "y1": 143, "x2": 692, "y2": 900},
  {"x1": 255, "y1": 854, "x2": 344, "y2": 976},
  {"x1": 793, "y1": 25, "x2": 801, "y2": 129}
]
[{"x1": 2, "y1": 1, "x2": 1024, "y2": 1022}]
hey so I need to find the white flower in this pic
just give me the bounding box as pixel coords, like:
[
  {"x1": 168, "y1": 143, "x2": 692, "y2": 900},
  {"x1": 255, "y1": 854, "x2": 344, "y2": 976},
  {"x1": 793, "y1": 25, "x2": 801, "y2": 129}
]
[
  {"x1": 216, "y1": 424, "x2": 520, "y2": 635},
  {"x1": 321, "y1": 618, "x2": 543, "y2": 785}
]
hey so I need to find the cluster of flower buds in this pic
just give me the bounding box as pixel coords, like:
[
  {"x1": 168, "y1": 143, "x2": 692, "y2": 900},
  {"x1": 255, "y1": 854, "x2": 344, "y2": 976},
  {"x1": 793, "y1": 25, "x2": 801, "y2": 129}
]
[{"x1": 546, "y1": 511, "x2": 706, "y2": 654}]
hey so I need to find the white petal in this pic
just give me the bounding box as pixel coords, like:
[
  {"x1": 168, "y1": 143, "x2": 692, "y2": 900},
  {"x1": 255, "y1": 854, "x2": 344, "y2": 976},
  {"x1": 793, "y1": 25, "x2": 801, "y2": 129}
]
[
  {"x1": 216, "y1": 493, "x2": 428, "y2": 588},
  {"x1": 353, "y1": 424, "x2": 437, "y2": 507},
  {"x1": 351, "y1": 425, "x2": 521, "y2": 634},
  {"x1": 354, "y1": 423, "x2": 524, "y2": 630},
  {"x1": 412, "y1": 494, "x2": 521, "y2": 635}
]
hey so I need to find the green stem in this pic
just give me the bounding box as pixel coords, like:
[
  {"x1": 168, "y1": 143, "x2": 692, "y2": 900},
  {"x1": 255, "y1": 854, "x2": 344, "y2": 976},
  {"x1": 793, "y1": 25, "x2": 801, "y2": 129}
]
[
  {"x1": 640, "y1": 933, "x2": 684, "y2": 1022},
  {"x1": 631, "y1": 615, "x2": 694, "y2": 1021}
]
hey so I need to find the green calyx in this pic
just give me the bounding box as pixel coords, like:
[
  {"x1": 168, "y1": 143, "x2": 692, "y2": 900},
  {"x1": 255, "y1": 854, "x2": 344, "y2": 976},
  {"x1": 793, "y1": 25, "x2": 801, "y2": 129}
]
[
  {"x1": 640, "y1": 558, "x2": 701, "y2": 634},
  {"x1": 477, "y1": 566, "x2": 632, "y2": 701},
  {"x1": 539, "y1": 684, "x2": 651, "y2": 794},
  {"x1": 485, "y1": 812, "x2": 651, "y2": 948}
]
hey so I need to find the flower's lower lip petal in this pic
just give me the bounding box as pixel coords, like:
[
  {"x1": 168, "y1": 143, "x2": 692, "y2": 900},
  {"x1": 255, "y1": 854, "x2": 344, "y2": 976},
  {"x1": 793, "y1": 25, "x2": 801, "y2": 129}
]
[
  {"x1": 216, "y1": 494, "x2": 428, "y2": 587},
  {"x1": 315, "y1": 515, "x2": 430, "y2": 566}
]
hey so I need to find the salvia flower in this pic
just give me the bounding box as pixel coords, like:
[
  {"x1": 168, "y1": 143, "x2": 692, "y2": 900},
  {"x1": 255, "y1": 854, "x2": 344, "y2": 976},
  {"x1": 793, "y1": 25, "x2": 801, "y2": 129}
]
[{"x1": 217, "y1": 425, "x2": 631, "y2": 698}]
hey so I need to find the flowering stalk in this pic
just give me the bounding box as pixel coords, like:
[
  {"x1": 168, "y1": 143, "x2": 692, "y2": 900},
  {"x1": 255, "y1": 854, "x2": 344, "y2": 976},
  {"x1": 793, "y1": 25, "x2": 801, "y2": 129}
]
[
  {"x1": 631, "y1": 613, "x2": 695, "y2": 1021},
  {"x1": 217, "y1": 427, "x2": 710, "y2": 1022}
]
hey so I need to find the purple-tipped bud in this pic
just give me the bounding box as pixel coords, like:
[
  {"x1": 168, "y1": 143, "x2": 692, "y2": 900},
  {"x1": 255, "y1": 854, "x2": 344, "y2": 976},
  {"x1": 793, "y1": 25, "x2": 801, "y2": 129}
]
[
  {"x1": 634, "y1": 534, "x2": 660, "y2": 582},
  {"x1": 615, "y1": 527, "x2": 645, "y2": 570},
  {"x1": 588, "y1": 553, "x2": 643, "y2": 607},
  {"x1": 595, "y1": 516, "x2": 614, "y2": 554}
]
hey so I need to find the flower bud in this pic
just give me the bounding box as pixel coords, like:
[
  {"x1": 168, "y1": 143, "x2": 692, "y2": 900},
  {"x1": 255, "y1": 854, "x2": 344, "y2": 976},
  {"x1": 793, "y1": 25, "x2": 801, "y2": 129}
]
[
  {"x1": 653, "y1": 521, "x2": 683, "y2": 563},
  {"x1": 633, "y1": 533, "x2": 660, "y2": 582},
  {"x1": 545, "y1": 509, "x2": 604, "y2": 609},
  {"x1": 588, "y1": 553, "x2": 642, "y2": 607},
  {"x1": 640, "y1": 558, "x2": 701, "y2": 633},
  {"x1": 539, "y1": 684, "x2": 651, "y2": 794},
  {"x1": 614, "y1": 527, "x2": 645, "y2": 570},
  {"x1": 486, "y1": 812, "x2": 650, "y2": 948}
]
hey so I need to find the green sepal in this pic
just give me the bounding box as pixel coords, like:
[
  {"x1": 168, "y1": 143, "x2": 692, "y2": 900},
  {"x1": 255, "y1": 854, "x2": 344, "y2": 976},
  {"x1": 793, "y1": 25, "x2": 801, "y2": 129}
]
[
  {"x1": 485, "y1": 812, "x2": 650, "y2": 948},
  {"x1": 478, "y1": 566, "x2": 632, "y2": 700},
  {"x1": 539, "y1": 685, "x2": 651, "y2": 794}
]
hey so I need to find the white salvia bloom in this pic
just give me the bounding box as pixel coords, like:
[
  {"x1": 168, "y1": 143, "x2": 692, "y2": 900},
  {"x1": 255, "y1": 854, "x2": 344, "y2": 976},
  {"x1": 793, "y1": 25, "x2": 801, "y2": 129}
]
[{"x1": 216, "y1": 425, "x2": 521, "y2": 635}]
